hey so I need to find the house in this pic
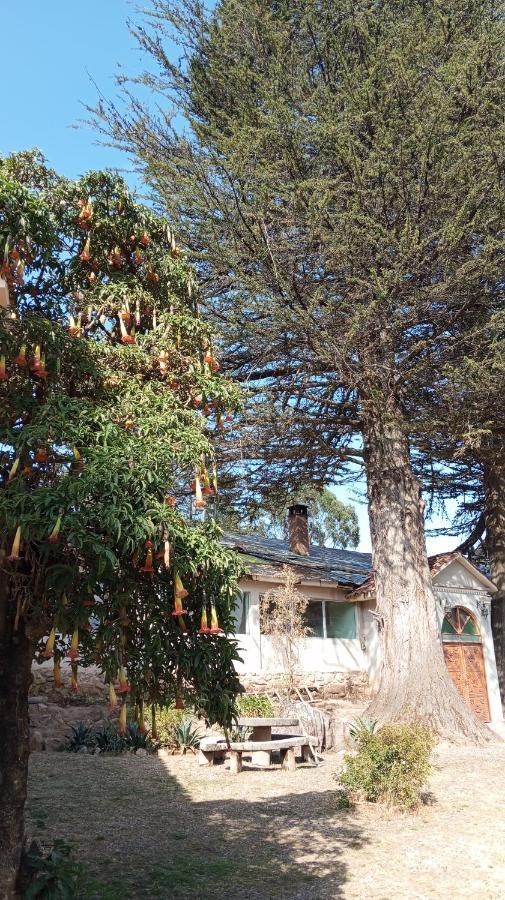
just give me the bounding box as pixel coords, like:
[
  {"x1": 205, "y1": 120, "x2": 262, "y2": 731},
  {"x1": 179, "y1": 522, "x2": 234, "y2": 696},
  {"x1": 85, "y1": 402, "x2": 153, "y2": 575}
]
[{"x1": 223, "y1": 503, "x2": 504, "y2": 727}]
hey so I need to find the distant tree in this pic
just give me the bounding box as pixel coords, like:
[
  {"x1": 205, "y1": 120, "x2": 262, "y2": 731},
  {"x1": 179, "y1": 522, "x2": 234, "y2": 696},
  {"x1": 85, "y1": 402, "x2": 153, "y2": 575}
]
[
  {"x1": 218, "y1": 485, "x2": 359, "y2": 548},
  {"x1": 0, "y1": 152, "x2": 242, "y2": 894}
]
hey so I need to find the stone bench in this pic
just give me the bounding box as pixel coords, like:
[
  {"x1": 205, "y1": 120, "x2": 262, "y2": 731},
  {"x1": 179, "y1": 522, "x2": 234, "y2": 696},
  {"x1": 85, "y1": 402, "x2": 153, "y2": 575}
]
[{"x1": 198, "y1": 734, "x2": 318, "y2": 773}]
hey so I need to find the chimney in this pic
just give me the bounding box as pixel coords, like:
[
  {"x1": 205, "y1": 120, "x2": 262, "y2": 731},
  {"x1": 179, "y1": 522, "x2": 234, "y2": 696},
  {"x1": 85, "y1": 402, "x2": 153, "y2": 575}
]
[{"x1": 287, "y1": 503, "x2": 310, "y2": 556}]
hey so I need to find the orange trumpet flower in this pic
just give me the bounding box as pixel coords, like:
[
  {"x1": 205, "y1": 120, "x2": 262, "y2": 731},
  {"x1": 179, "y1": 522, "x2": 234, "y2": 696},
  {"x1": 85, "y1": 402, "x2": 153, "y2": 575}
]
[
  {"x1": 35, "y1": 446, "x2": 48, "y2": 464},
  {"x1": 109, "y1": 682, "x2": 118, "y2": 711},
  {"x1": 79, "y1": 236, "x2": 91, "y2": 262},
  {"x1": 194, "y1": 474, "x2": 207, "y2": 509},
  {"x1": 68, "y1": 627, "x2": 79, "y2": 660},
  {"x1": 14, "y1": 344, "x2": 26, "y2": 367},
  {"x1": 209, "y1": 604, "x2": 224, "y2": 635},
  {"x1": 140, "y1": 540, "x2": 154, "y2": 573},
  {"x1": 164, "y1": 494, "x2": 177, "y2": 507},
  {"x1": 117, "y1": 667, "x2": 131, "y2": 695},
  {"x1": 174, "y1": 572, "x2": 188, "y2": 600},
  {"x1": 48, "y1": 514, "x2": 62, "y2": 544},
  {"x1": 198, "y1": 607, "x2": 210, "y2": 634},
  {"x1": 42, "y1": 627, "x2": 56, "y2": 658},
  {"x1": 53, "y1": 657, "x2": 62, "y2": 689},
  {"x1": 8, "y1": 457, "x2": 20, "y2": 481},
  {"x1": 8, "y1": 526, "x2": 22, "y2": 561},
  {"x1": 120, "y1": 318, "x2": 135, "y2": 344},
  {"x1": 158, "y1": 351, "x2": 168, "y2": 375}
]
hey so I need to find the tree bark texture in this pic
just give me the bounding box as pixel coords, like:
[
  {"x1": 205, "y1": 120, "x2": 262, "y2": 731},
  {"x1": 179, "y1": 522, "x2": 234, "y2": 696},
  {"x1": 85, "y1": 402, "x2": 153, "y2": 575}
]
[
  {"x1": 0, "y1": 590, "x2": 36, "y2": 900},
  {"x1": 363, "y1": 403, "x2": 488, "y2": 741},
  {"x1": 483, "y1": 456, "x2": 505, "y2": 702}
]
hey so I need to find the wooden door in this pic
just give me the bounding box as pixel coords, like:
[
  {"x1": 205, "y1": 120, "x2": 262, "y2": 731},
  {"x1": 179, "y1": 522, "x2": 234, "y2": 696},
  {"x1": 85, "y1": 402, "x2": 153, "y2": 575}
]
[{"x1": 442, "y1": 608, "x2": 490, "y2": 723}]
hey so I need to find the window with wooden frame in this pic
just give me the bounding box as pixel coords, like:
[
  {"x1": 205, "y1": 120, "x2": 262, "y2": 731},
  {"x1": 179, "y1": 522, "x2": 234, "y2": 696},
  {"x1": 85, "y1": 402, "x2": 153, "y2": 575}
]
[
  {"x1": 234, "y1": 591, "x2": 251, "y2": 635},
  {"x1": 304, "y1": 600, "x2": 357, "y2": 639}
]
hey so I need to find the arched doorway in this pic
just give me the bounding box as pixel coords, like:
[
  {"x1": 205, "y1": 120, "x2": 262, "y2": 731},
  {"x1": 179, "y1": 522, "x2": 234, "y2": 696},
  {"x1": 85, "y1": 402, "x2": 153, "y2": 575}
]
[{"x1": 442, "y1": 607, "x2": 490, "y2": 722}]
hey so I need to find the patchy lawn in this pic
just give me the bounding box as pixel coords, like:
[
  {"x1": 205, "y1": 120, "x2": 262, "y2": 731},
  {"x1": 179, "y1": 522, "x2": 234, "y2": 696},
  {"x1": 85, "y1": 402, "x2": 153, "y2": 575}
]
[{"x1": 27, "y1": 743, "x2": 505, "y2": 899}]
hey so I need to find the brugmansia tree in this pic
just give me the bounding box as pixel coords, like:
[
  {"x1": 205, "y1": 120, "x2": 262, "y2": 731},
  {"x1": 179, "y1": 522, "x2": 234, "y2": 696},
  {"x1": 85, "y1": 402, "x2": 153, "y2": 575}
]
[
  {"x1": 0, "y1": 151, "x2": 242, "y2": 894},
  {"x1": 93, "y1": 0, "x2": 505, "y2": 739}
]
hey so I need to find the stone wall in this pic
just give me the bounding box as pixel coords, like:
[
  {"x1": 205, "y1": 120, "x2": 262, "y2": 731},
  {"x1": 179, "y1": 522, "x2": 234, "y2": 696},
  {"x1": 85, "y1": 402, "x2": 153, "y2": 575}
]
[
  {"x1": 29, "y1": 662, "x2": 113, "y2": 751},
  {"x1": 239, "y1": 669, "x2": 370, "y2": 701}
]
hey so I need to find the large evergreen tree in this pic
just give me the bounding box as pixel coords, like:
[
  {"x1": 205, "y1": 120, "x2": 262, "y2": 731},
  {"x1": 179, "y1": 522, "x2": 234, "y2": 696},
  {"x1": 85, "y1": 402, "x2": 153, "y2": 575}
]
[
  {"x1": 0, "y1": 152, "x2": 241, "y2": 895},
  {"x1": 94, "y1": 0, "x2": 505, "y2": 738}
]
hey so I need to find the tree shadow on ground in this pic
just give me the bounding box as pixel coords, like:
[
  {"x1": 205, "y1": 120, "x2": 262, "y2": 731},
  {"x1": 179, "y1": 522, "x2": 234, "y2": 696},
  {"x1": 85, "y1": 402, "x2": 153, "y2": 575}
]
[{"x1": 27, "y1": 751, "x2": 366, "y2": 899}]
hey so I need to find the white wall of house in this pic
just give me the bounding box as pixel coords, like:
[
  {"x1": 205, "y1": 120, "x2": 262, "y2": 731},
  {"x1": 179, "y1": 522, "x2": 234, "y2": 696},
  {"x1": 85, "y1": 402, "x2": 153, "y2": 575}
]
[
  {"x1": 232, "y1": 577, "x2": 367, "y2": 675},
  {"x1": 232, "y1": 557, "x2": 503, "y2": 726}
]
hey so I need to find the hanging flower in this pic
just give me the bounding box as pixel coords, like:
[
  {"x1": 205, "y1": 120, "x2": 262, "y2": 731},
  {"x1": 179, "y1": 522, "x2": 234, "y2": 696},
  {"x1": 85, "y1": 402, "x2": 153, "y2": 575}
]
[
  {"x1": 7, "y1": 526, "x2": 22, "y2": 561},
  {"x1": 109, "y1": 682, "x2": 118, "y2": 711},
  {"x1": 158, "y1": 351, "x2": 168, "y2": 375},
  {"x1": 216, "y1": 412, "x2": 224, "y2": 431},
  {"x1": 172, "y1": 588, "x2": 187, "y2": 618},
  {"x1": 120, "y1": 306, "x2": 131, "y2": 323},
  {"x1": 0, "y1": 275, "x2": 10, "y2": 308},
  {"x1": 177, "y1": 615, "x2": 187, "y2": 633},
  {"x1": 163, "y1": 540, "x2": 171, "y2": 569},
  {"x1": 0, "y1": 353, "x2": 6, "y2": 381},
  {"x1": 77, "y1": 199, "x2": 93, "y2": 225},
  {"x1": 198, "y1": 607, "x2": 210, "y2": 634},
  {"x1": 48, "y1": 513, "x2": 63, "y2": 544},
  {"x1": 8, "y1": 457, "x2": 20, "y2": 481},
  {"x1": 42, "y1": 627, "x2": 56, "y2": 658},
  {"x1": 30, "y1": 345, "x2": 41, "y2": 373},
  {"x1": 72, "y1": 447, "x2": 84, "y2": 473},
  {"x1": 119, "y1": 700, "x2": 128, "y2": 735},
  {"x1": 174, "y1": 572, "x2": 188, "y2": 600},
  {"x1": 79, "y1": 235, "x2": 91, "y2": 262},
  {"x1": 209, "y1": 604, "x2": 224, "y2": 635},
  {"x1": 164, "y1": 494, "x2": 177, "y2": 507},
  {"x1": 133, "y1": 249, "x2": 143, "y2": 266},
  {"x1": 14, "y1": 344, "x2": 26, "y2": 367},
  {"x1": 70, "y1": 662, "x2": 79, "y2": 692},
  {"x1": 204, "y1": 352, "x2": 220, "y2": 373},
  {"x1": 34, "y1": 352, "x2": 47, "y2": 379},
  {"x1": 117, "y1": 667, "x2": 131, "y2": 694},
  {"x1": 202, "y1": 467, "x2": 214, "y2": 496},
  {"x1": 68, "y1": 314, "x2": 81, "y2": 337},
  {"x1": 140, "y1": 540, "x2": 154, "y2": 573},
  {"x1": 53, "y1": 657, "x2": 62, "y2": 689},
  {"x1": 139, "y1": 232, "x2": 151, "y2": 246},
  {"x1": 68, "y1": 627, "x2": 79, "y2": 660},
  {"x1": 194, "y1": 474, "x2": 207, "y2": 509},
  {"x1": 120, "y1": 318, "x2": 135, "y2": 345},
  {"x1": 109, "y1": 245, "x2": 124, "y2": 268},
  {"x1": 35, "y1": 446, "x2": 48, "y2": 464}
]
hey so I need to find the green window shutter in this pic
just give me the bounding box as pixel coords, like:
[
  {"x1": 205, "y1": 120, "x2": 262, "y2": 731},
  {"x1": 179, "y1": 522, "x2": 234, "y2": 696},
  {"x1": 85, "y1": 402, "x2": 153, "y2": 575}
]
[{"x1": 325, "y1": 602, "x2": 357, "y2": 639}]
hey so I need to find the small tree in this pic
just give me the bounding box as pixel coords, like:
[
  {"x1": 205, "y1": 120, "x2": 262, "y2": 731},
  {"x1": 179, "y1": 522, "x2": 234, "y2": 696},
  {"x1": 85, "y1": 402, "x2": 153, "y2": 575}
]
[
  {"x1": 0, "y1": 152, "x2": 242, "y2": 894},
  {"x1": 261, "y1": 566, "x2": 310, "y2": 697}
]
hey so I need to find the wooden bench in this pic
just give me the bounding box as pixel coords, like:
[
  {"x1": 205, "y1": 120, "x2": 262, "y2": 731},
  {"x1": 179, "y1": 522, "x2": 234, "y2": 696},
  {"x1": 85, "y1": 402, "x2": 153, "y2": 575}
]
[{"x1": 198, "y1": 734, "x2": 317, "y2": 773}]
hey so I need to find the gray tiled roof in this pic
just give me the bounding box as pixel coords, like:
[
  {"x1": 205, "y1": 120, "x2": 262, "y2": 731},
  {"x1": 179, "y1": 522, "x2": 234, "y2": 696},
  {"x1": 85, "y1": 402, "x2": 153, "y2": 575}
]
[{"x1": 222, "y1": 532, "x2": 372, "y2": 588}]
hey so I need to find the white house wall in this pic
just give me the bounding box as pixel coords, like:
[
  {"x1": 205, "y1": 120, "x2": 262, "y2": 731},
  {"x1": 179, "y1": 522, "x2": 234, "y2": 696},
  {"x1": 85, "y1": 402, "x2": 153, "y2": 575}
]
[{"x1": 233, "y1": 578, "x2": 367, "y2": 676}]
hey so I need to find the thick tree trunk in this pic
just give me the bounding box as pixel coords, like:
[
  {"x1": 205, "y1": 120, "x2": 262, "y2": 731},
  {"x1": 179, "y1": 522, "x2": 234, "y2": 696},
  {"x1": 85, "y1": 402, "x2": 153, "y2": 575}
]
[
  {"x1": 483, "y1": 456, "x2": 505, "y2": 702},
  {"x1": 0, "y1": 604, "x2": 36, "y2": 899},
  {"x1": 362, "y1": 404, "x2": 489, "y2": 741}
]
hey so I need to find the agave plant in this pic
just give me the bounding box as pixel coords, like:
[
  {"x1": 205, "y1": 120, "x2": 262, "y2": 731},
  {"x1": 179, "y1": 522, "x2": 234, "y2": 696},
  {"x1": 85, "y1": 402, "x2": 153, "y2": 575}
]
[
  {"x1": 348, "y1": 718, "x2": 378, "y2": 742},
  {"x1": 93, "y1": 724, "x2": 128, "y2": 754},
  {"x1": 63, "y1": 722, "x2": 95, "y2": 753},
  {"x1": 173, "y1": 719, "x2": 201, "y2": 754}
]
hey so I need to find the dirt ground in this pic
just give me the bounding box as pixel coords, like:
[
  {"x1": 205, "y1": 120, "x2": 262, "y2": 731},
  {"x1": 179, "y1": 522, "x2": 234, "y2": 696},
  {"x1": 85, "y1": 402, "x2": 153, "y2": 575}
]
[{"x1": 27, "y1": 743, "x2": 505, "y2": 899}]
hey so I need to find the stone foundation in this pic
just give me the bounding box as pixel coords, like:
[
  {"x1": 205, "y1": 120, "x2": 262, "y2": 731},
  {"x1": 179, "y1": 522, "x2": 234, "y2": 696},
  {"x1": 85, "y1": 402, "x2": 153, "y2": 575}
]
[
  {"x1": 29, "y1": 662, "x2": 113, "y2": 750},
  {"x1": 239, "y1": 669, "x2": 370, "y2": 701}
]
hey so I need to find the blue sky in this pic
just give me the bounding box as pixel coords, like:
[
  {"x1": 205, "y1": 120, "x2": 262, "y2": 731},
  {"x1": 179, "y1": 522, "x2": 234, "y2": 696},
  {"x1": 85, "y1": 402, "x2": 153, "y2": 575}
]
[{"x1": 2, "y1": 0, "x2": 460, "y2": 554}]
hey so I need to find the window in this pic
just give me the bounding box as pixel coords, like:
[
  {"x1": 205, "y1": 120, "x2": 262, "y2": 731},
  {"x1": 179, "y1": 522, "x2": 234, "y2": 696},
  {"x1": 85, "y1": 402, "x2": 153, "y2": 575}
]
[
  {"x1": 304, "y1": 601, "x2": 325, "y2": 638},
  {"x1": 235, "y1": 591, "x2": 250, "y2": 635},
  {"x1": 304, "y1": 600, "x2": 357, "y2": 639}
]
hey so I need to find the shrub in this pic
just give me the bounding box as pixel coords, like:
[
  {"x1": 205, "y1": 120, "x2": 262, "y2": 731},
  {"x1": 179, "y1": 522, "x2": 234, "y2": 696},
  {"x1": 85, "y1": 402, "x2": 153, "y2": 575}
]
[
  {"x1": 237, "y1": 694, "x2": 274, "y2": 718},
  {"x1": 25, "y1": 840, "x2": 86, "y2": 899},
  {"x1": 63, "y1": 723, "x2": 95, "y2": 753},
  {"x1": 154, "y1": 706, "x2": 187, "y2": 748},
  {"x1": 338, "y1": 724, "x2": 434, "y2": 810},
  {"x1": 173, "y1": 719, "x2": 202, "y2": 754},
  {"x1": 93, "y1": 724, "x2": 128, "y2": 754}
]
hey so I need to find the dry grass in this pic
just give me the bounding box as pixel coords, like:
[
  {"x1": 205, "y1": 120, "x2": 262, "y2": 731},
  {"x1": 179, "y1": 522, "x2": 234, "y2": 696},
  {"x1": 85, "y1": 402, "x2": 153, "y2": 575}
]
[{"x1": 27, "y1": 743, "x2": 505, "y2": 899}]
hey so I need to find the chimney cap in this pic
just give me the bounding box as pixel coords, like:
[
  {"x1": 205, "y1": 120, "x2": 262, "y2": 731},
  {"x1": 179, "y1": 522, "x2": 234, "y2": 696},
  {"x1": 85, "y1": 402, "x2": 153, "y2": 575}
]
[{"x1": 288, "y1": 502, "x2": 308, "y2": 518}]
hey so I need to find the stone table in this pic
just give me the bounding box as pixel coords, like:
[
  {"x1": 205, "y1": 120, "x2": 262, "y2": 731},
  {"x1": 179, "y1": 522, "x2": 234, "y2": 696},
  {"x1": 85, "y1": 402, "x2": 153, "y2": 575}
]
[{"x1": 236, "y1": 717, "x2": 299, "y2": 767}]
